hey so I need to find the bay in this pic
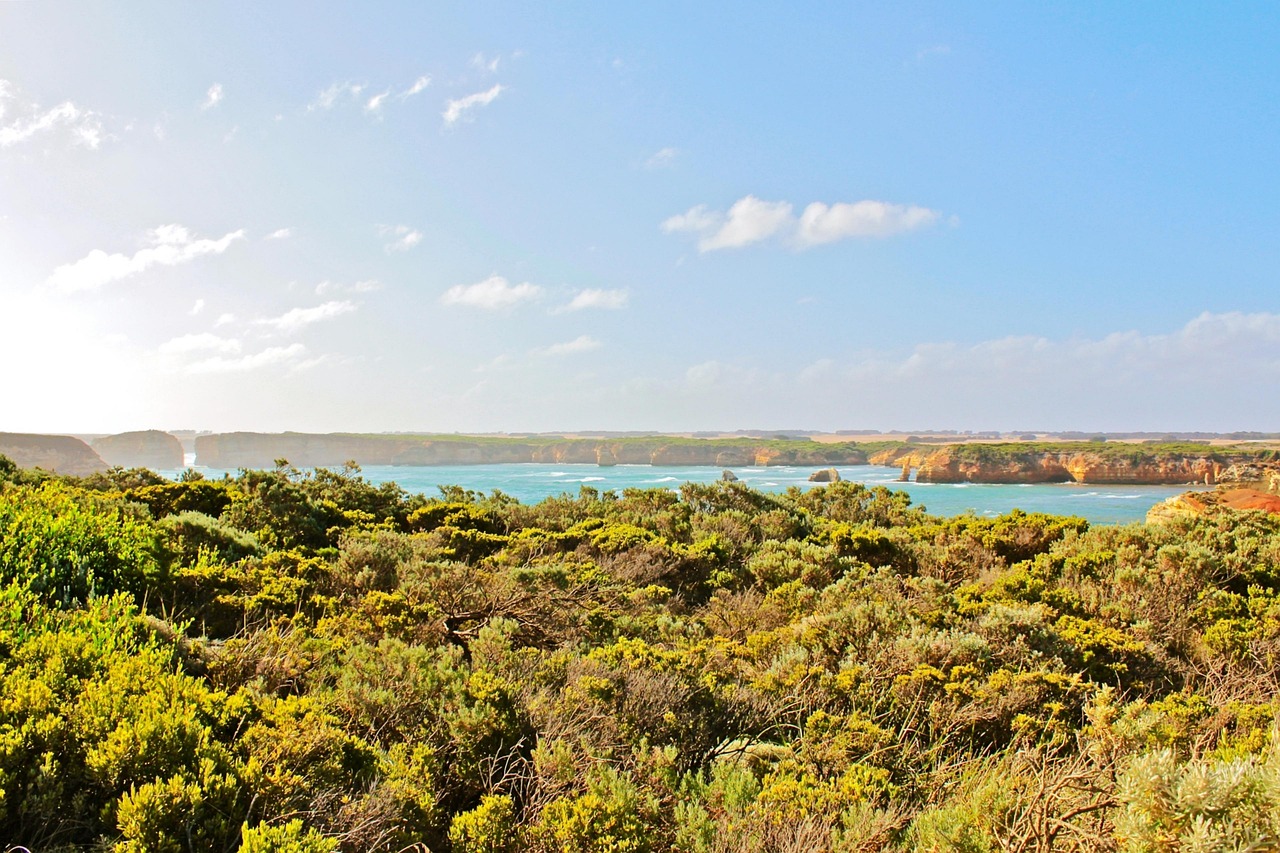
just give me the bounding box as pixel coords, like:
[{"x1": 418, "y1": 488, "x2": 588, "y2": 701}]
[{"x1": 164, "y1": 462, "x2": 1202, "y2": 525}]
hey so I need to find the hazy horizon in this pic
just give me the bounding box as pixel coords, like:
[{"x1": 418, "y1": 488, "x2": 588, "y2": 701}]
[{"x1": 3, "y1": 3, "x2": 1278, "y2": 435}]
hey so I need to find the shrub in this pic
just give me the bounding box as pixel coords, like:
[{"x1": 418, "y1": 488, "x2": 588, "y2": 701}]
[{"x1": 0, "y1": 482, "x2": 161, "y2": 605}]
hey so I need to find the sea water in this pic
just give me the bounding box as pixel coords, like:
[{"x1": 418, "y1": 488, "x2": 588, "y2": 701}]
[{"x1": 162, "y1": 462, "x2": 1202, "y2": 525}]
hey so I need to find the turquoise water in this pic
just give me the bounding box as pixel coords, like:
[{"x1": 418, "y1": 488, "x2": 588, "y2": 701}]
[{"x1": 166, "y1": 462, "x2": 1202, "y2": 525}]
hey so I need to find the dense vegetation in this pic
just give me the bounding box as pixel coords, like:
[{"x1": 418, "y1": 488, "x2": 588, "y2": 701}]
[{"x1": 2, "y1": 454, "x2": 1280, "y2": 851}]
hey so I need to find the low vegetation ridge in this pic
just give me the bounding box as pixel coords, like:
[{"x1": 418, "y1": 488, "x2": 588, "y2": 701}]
[
  {"x1": 3, "y1": 453, "x2": 1280, "y2": 849},
  {"x1": 193, "y1": 431, "x2": 880, "y2": 469}
]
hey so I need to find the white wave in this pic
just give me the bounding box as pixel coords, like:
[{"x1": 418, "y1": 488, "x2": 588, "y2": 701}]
[
  {"x1": 650, "y1": 476, "x2": 679, "y2": 483},
  {"x1": 579, "y1": 476, "x2": 605, "y2": 482}
]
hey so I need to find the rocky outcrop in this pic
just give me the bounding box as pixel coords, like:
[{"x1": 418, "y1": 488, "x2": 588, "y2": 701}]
[
  {"x1": 92, "y1": 430, "x2": 184, "y2": 470},
  {"x1": 0, "y1": 433, "x2": 108, "y2": 476},
  {"x1": 808, "y1": 468, "x2": 841, "y2": 483},
  {"x1": 1217, "y1": 463, "x2": 1280, "y2": 494},
  {"x1": 721, "y1": 470, "x2": 738, "y2": 482},
  {"x1": 1148, "y1": 488, "x2": 1280, "y2": 523}
]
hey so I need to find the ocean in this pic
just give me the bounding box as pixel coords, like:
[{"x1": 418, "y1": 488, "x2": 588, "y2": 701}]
[{"x1": 165, "y1": 462, "x2": 1203, "y2": 525}]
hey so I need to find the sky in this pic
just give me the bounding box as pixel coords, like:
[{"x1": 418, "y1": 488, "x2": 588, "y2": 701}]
[{"x1": 2, "y1": 2, "x2": 1278, "y2": 434}]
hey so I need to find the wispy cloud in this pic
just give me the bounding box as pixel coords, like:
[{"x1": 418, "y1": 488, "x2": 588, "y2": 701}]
[
  {"x1": 254, "y1": 300, "x2": 356, "y2": 334},
  {"x1": 201, "y1": 83, "x2": 224, "y2": 110},
  {"x1": 379, "y1": 224, "x2": 423, "y2": 252},
  {"x1": 365, "y1": 90, "x2": 390, "y2": 114},
  {"x1": 316, "y1": 279, "x2": 380, "y2": 296},
  {"x1": 441, "y1": 275, "x2": 542, "y2": 309},
  {"x1": 159, "y1": 332, "x2": 241, "y2": 356},
  {"x1": 662, "y1": 195, "x2": 940, "y2": 251},
  {"x1": 47, "y1": 224, "x2": 246, "y2": 292},
  {"x1": 189, "y1": 298, "x2": 205, "y2": 316},
  {"x1": 442, "y1": 84, "x2": 504, "y2": 127},
  {"x1": 557, "y1": 288, "x2": 629, "y2": 312},
  {"x1": 915, "y1": 44, "x2": 951, "y2": 62},
  {"x1": 644, "y1": 147, "x2": 678, "y2": 169},
  {"x1": 0, "y1": 84, "x2": 103, "y2": 149},
  {"x1": 400, "y1": 76, "x2": 431, "y2": 100},
  {"x1": 538, "y1": 335, "x2": 602, "y2": 356},
  {"x1": 187, "y1": 344, "x2": 308, "y2": 374},
  {"x1": 265, "y1": 227, "x2": 293, "y2": 240},
  {"x1": 471, "y1": 53, "x2": 502, "y2": 74},
  {"x1": 308, "y1": 82, "x2": 365, "y2": 112}
]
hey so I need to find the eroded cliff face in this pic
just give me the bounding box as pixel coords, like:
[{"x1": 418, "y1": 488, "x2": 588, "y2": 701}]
[
  {"x1": 0, "y1": 433, "x2": 108, "y2": 476},
  {"x1": 92, "y1": 430, "x2": 184, "y2": 470},
  {"x1": 912, "y1": 448, "x2": 1228, "y2": 485},
  {"x1": 193, "y1": 433, "x2": 870, "y2": 469}
]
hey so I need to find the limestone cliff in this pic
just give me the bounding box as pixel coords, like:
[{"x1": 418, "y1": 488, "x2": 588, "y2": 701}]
[
  {"x1": 193, "y1": 432, "x2": 871, "y2": 469},
  {"x1": 0, "y1": 433, "x2": 108, "y2": 476},
  {"x1": 913, "y1": 445, "x2": 1242, "y2": 486},
  {"x1": 92, "y1": 430, "x2": 184, "y2": 470}
]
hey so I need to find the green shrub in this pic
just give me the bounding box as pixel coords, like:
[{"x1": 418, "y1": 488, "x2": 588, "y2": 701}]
[
  {"x1": 238, "y1": 819, "x2": 338, "y2": 852},
  {"x1": 0, "y1": 482, "x2": 161, "y2": 604}
]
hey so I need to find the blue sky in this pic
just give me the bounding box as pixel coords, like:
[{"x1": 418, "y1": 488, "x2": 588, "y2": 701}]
[{"x1": 2, "y1": 2, "x2": 1278, "y2": 433}]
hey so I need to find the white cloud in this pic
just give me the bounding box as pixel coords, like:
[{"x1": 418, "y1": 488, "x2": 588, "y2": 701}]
[
  {"x1": 442, "y1": 84, "x2": 504, "y2": 126},
  {"x1": 255, "y1": 300, "x2": 357, "y2": 334},
  {"x1": 379, "y1": 224, "x2": 423, "y2": 252},
  {"x1": 0, "y1": 99, "x2": 103, "y2": 149},
  {"x1": 46, "y1": 225, "x2": 246, "y2": 292},
  {"x1": 660, "y1": 205, "x2": 720, "y2": 236},
  {"x1": 187, "y1": 344, "x2": 308, "y2": 374},
  {"x1": 189, "y1": 298, "x2": 205, "y2": 316},
  {"x1": 316, "y1": 279, "x2": 381, "y2": 296},
  {"x1": 202, "y1": 83, "x2": 224, "y2": 110},
  {"x1": 159, "y1": 332, "x2": 241, "y2": 355},
  {"x1": 662, "y1": 195, "x2": 941, "y2": 251},
  {"x1": 471, "y1": 53, "x2": 502, "y2": 74},
  {"x1": 796, "y1": 201, "x2": 940, "y2": 245},
  {"x1": 215, "y1": 312, "x2": 236, "y2": 327},
  {"x1": 539, "y1": 335, "x2": 602, "y2": 356},
  {"x1": 308, "y1": 82, "x2": 365, "y2": 111},
  {"x1": 441, "y1": 275, "x2": 542, "y2": 309},
  {"x1": 365, "y1": 90, "x2": 390, "y2": 113},
  {"x1": 400, "y1": 76, "x2": 431, "y2": 100},
  {"x1": 559, "y1": 288, "x2": 629, "y2": 312},
  {"x1": 644, "y1": 147, "x2": 678, "y2": 169},
  {"x1": 265, "y1": 227, "x2": 293, "y2": 240}
]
